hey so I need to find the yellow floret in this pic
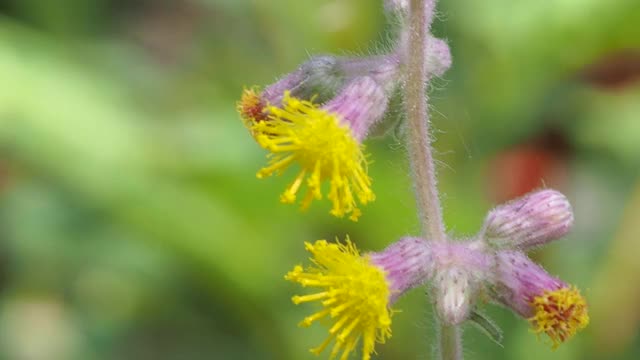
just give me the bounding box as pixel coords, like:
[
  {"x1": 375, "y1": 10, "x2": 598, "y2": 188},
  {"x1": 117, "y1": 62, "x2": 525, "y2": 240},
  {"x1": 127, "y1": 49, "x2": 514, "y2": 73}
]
[
  {"x1": 529, "y1": 286, "x2": 589, "y2": 349},
  {"x1": 285, "y1": 239, "x2": 393, "y2": 360},
  {"x1": 253, "y1": 92, "x2": 374, "y2": 221}
]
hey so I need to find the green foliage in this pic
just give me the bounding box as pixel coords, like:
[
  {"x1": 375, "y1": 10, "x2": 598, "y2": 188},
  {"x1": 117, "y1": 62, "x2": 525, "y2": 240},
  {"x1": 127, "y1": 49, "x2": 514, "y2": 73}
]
[{"x1": 0, "y1": 1, "x2": 638, "y2": 359}]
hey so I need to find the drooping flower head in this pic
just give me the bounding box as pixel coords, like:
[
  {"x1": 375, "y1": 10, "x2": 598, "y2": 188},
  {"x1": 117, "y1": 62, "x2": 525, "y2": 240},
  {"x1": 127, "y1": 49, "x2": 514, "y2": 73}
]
[
  {"x1": 490, "y1": 251, "x2": 589, "y2": 348},
  {"x1": 286, "y1": 237, "x2": 432, "y2": 360},
  {"x1": 237, "y1": 52, "x2": 408, "y2": 143},
  {"x1": 254, "y1": 76, "x2": 388, "y2": 220}
]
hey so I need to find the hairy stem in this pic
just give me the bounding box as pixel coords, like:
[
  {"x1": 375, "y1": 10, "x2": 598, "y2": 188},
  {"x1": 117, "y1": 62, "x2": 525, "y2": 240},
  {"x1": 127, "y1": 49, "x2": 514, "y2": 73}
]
[
  {"x1": 404, "y1": 0, "x2": 446, "y2": 243},
  {"x1": 439, "y1": 324, "x2": 463, "y2": 360},
  {"x1": 404, "y1": 0, "x2": 462, "y2": 359}
]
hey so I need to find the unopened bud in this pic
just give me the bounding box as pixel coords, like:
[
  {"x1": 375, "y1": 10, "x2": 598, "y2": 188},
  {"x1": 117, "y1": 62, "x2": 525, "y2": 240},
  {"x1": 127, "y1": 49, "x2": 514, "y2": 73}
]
[
  {"x1": 430, "y1": 242, "x2": 491, "y2": 325},
  {"x1": 481, "y1": 189, "x2": 574, "y2": 250},
  {"x1": 434, "y1": 267, "x2": 473, "y2": 324}
]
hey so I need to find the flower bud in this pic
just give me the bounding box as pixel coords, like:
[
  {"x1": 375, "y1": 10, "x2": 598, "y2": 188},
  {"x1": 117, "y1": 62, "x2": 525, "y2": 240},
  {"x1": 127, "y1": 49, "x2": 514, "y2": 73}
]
[
  {"x1": 430, "y1": 242, "x2": 491, "y2": 324},
  {"x1": 489, "y1": 251, "x2": 589, "y2": 348},
  {"x1": 481, "y1": 189, "x2": 574, "y2": 250},
  {"x1": 433, "y1": 267, "x2": 473, "y2": 325}
]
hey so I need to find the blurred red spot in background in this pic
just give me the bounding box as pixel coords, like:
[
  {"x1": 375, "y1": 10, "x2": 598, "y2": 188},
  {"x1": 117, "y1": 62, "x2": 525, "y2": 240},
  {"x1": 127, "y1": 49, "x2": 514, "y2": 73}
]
[{"x1": 486, "y1": 129, "x2": 571, "y2": 203}]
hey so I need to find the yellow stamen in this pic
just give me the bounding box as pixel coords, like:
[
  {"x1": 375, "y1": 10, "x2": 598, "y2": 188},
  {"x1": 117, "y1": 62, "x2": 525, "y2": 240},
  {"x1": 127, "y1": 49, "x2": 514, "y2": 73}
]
[
  {"x1": 311, "y1": 333, "x2": 337, "y2": 355},
  {"x1": 253, "y1": 92, "x2": 374, "y2": 221},
  {"x1": 529, "y1": 286, "x2": 589, "y2": 349},
  {"x1": 300, "y1": 308, "x2": 331, "y2": 327},
  {"x1": 286, "y1": 238, "x2": 393, "y2": 360},
  {"x1": 293, "y1": 291, "x2": 330, "y2": 304}
]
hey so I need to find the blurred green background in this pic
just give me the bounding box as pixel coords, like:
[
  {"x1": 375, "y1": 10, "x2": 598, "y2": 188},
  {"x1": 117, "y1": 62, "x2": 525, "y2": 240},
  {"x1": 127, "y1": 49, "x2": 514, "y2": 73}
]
[{"x1": 0, "y1": 0, "x2": 638, "y2": 359}]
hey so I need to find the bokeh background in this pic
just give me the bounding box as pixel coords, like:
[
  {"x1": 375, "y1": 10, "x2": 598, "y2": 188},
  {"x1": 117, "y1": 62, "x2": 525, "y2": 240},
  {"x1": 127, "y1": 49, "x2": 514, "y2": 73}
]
[{"x1": 0, "y1": 0, "x2": 639, "y2": 359}]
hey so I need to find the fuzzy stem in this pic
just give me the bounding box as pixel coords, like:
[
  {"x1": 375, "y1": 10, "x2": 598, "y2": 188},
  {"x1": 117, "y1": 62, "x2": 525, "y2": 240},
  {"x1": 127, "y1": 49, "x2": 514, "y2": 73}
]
[
  {"x1": 404, "y1": 0, "x2": 462, "y2": 359},
  {"x1": 439, "y1": 324, "x2": 463, "y2": 360},
  {"x1": 404, "y1": 0, "x2": 446, "y2": 243}
]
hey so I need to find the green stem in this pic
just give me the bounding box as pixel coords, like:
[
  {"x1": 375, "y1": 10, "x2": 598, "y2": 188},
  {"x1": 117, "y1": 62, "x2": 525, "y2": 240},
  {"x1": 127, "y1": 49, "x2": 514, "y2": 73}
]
[{"x1": 439, "y1": 324, "x2": 463, "y2": 360}]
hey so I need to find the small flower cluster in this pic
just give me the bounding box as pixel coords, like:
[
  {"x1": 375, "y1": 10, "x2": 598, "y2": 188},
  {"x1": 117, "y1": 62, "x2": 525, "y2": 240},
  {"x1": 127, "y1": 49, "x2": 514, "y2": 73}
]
[
  {"x1": 286, "y1": 190, "x2": 588, "y2": 358},
  {"x1": 237, "y1": 1, "x2": 588, "y2": 359}
]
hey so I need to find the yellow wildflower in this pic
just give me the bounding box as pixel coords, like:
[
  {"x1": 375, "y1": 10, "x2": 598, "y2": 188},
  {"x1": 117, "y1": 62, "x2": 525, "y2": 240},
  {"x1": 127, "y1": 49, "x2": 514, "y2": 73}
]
[
  {"x1": 254, "y1": 92, "x2": 374, "y2": 221},
  {"x1": 285, "y1": 239, "x2": 392, "y2": 360}
]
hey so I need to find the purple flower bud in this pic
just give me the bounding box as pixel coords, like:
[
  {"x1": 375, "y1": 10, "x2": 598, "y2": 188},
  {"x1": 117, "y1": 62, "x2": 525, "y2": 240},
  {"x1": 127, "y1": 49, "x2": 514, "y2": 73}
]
[
  {"x1": 370, "y1": 237, "x2": 433, "y2": 303},
  {"x1": 430, "y1": 242, "x2": 492, "y2": 324},
  {"x1": 481, "y1": 189, "x2": 574, "y2": 250},
  {"x1": 323, "y1": 76, "x2": 389, "y2": 141}
]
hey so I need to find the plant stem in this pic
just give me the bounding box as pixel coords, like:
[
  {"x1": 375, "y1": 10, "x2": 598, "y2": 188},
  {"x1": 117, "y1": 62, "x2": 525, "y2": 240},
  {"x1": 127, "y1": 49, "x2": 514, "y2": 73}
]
[
  {"x1": 403, "y1": 1, "x2": 462, "y2": 359},
  {"x1": 404, "y1": 0, "x2": 446, "y2": 243},
  {"x1": 439, "y1": 324, "x2": 463, "y2": 360}
]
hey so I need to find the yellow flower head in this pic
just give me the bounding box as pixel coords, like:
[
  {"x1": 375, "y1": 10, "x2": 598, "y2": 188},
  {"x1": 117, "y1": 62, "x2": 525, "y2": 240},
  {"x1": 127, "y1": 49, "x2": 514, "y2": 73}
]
[
  {"x1": 253, "y1": 92, "x2": 374, "y2": 221},
  {"x1": 529, "y1": 286, "x2": 589, "y2": 349},
  {"x1": 285, "y1": 239, "x2": 393, "y2": 360}
]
